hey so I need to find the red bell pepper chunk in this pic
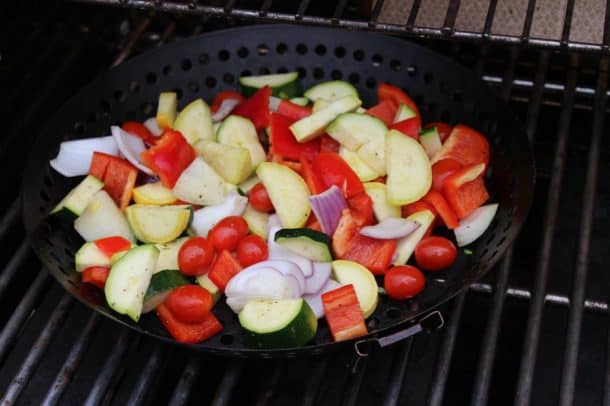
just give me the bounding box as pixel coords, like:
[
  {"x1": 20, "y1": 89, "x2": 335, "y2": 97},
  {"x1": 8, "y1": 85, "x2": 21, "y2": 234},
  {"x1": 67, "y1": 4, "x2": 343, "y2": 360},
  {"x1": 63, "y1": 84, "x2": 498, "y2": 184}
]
[
  {"x1": 305, "y1": 212, "x2": 322, "y2": 232},
  {"x1": 431, "y1": 159, "x2": 462, "y2": 192},
  {"x1": 156, "y1": 303, "x2": 223, "y2": 344},
  {"x1": 269, "y1": 113, "x2": 319, "y2": 161},
  {"x1": 269, "y1": 153, "x2": 302, "y2": 173},
  {"x1": 422, "y1": 190, "x2": 459, "y2": 229},
  {"x1": 424, "y1": 122, "x2": 453, "y2": 142},
  {"x1": 210, "y1": 91, "x2": 244, "y2": 113},
  {"x1": 347, "y1": 192, "x2": 374, "y2": 227},
  {"x1": 232, "y1": 86, "x2": 271, "y2": 131},
  {"x1": 141, "y1": 130, "x2": 196, "y2": 188},
  {"x1": 207, "y1": 250, "x2": 243, "y2": 291},
  {"x1": 300, "y1": 157, "x2": 326, "y2": 195},
  {"x1": 121, "y1": 121, "x2": 157, "y2": 145},
  {"x1": 378, "y1": 83, "x2": 420, "y2": 118},
  {"x1": 81, "y1": 266, "x2": 110, "y2": 289},
  {"x1": 312, "y1": 152, "x2": 364, "y2": 198},
  {"x1": 332, "y1": 209, "x2": 359, "y2": 257},
  {"x1": 319, "y1": 134, "x2": 341, "y2": 153},
  {"x1": 433, "y1": 124, "x2": 490, "y2": 166},
  {"x1": 322, "y1": 284, "x2": 368, "y2": 342},
  {"x1": 401, "y1": 200, "x2": 437, "y2": 218},
  {"x1": 277, "y1": 99, "x2": 312, "y2": 120},
  {"x1": 366, "y1": 99, "x2": 398, "y2": 126},
  {"x1": 89, "y1": 152, "x2": 113, "y2": 180},
  {"x1": 443, "y1": 163, "x2": 489, "y2": 218},
  {"x1": 104, "y1": 157, "x2": 138, "y2": 210},
  {"x1": 390, "y1": 116, "x2": 421, "y2": 140},
  {"x1": 94, "y1": 236, "x2": 132, "y2": 257}
]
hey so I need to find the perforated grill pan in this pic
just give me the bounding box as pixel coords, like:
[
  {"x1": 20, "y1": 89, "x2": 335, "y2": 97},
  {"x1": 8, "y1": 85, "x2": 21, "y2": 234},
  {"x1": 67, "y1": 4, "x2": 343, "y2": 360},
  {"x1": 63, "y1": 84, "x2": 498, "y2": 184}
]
[{"x1": 22, "y1": 25, "x2": 534, "y2": 357}]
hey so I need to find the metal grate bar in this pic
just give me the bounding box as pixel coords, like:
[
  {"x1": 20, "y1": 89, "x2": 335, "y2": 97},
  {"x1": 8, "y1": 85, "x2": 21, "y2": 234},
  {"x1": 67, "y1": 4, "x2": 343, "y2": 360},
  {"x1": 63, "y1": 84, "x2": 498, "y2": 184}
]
[
  {"x1": 210, "y1": 360, "x2": 243, "y2": 406},
  {"x1": 168, "y1": 357, "x2": 200, "y2": 406},
  {"x1": 0, "y1": 199, "x2": 20, "y2": 240},
  {"x1": 482, "y1": 0, "x2": 498, "y2": 37},
  {"x1": 369, "y1": 0, "x2": 385, "y2": 26},
  {"x1": 515, "y1": 55, "x2": 579, "y2": 406},
  {"x1": 84, "y1": 330, "x2": 132, "y2": 406},
  {"x1": 343, "y1": 357, "x2": 368, "y2": 406},
  {"x1": 525, "y1": 51, "x2": 550, "y2": 142},
  {"x1": 521, "y1": 0, "x2": 537, "y2": 42},
  {"x1": 332, "y1": 0, "x2": 349, "y2": 21},
  {"x1": 558, "y1": 56, "x2": 608, "y2": 406},
  {"x1": 561, "y1": 0, "x2": 576, "y2": 45},
  {"x1": 604, "y1": 322, "x2": 610, "y2": 405},
  {"x1": 0, "y1": 272, "x2": 49, "y2": 364},
  {"x1": 0, "y1": 242, "x2": 31, "y2": 299},
  {"x1": 301, "y1": 357, "x2": 329, "y2": 406},
  {"x1": 41, "y1": 314, "x2": 99, "y2": 406},
  {"x1": 427, "y1": 293, "x2": 466, "y2": 406},
  {"x1": 259, "y1": 0, "x2": 273, "y2": 15},
  {"x1": 406, "y1": 0, "x2": 422, "y2": 29},
  {"x1": 442, "y1": 0, "x2": 461, "y2": 34},
  {"x1": 500, "y1": 47, "x2": 518, "y2": 100},
  {"x1": 0, "y1": 294, "x2": 72, "y2": 404},
  {"x1": 603, "y1": 0, "x2": 610, "y2": 49},
  {"x1": 255, "y1": 361, "x2": 285, "y2": 405},
  {"x1": 296, "y1": 0, "x2": 311, "y2": 19},
  {"x1": 112, "y1": 17, "x2": 151, "y2": 67},
  {"x1": 126, "y1": 344, "x2": 166, "y2": 406},
  {"x1": 382, "y1": 338, "x2": 414, "y2": 406},
  {"x1": 156, "y1": 21, "x2": 177, "y2": 47}
]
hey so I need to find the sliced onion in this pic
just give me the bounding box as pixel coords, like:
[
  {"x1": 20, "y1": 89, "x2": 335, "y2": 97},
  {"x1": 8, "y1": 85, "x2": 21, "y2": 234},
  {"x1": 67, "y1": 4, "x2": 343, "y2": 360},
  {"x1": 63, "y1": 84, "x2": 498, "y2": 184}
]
[
  {"x1": 246, "y1": 260, "x2": 305, "y2": 295},
  {"x1": 308, "y1": 185, "x2": 347, "y2": 236},
  {"x1": 144, "y1": 117, "x2": 163, "y2": 136},
  {"x1": 190, "y1": 192, "x2": 248, "y2": 236},
  {"x1": 305, "y1": 262, "x2": 332, "y2": 294},
  {"x1": 360, "y1": 218, "x2": 420, "y2": 239},
  {"x1": 303, "y1": 279, "x2": 342, "y2": 319},
  {"x1": 267, "y1": 224, "x2": 313, "y2": 277},
  {"x1": 111, "y1": 126, "x2": 154, "y2": 175},
  {"x1": 211, "y1": 98, "x2": 241, "y2": 122},
  {"x1": 268, "y1": 96, "x2": 282, "y2": 112},
  {"x1": 454, "y1": 203, "x2": 499, "y2": 247},
  {"x1": 49, "y1": 136, "x2": 118, "y2": 177}
]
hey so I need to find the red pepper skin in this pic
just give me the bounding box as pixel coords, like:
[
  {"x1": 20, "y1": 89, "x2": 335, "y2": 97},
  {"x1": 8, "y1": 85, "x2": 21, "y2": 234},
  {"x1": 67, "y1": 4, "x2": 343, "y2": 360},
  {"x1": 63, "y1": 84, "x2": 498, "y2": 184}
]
[
  {"x1": 104, "y1": 157, "x2": 138, "y2": 210},
  {"x1": 269, "y1": 153, "x2": 302, "y2": 173},
  {"x1": 140, "y1": 130, "x2": 196, "y2": 188},
  {"x1": 210, "y1": 91, "x2": 244, "y2": 113},
  {"x1": 81, "y1": 266, "x2": 110, "y2": 289},
  {"x1": 277, "y1": 100, "x2": 312, "y2": 120},
  {"x1": 431, "y1": 159, "x2": 462, "y2": 192},
  {"x1": 424, "y1": 122, "x2": 453, "y2": 142},
  {"x1": 366, "y1": 99, "x2": 398, "y2": 126},
  {"x1": 347, "y1": 192, "x2": 374, "y2": 227},
  {"x1": 312, "y1": 152, "x2": 364, "y2": 198},
  {"x1": 434, "y1": 125, "x2": 490, "y2": 166},
  {"x1": 322, "y1": 284, "x2": 368, "y2": 342},
  {"x1": 269, "y1": 113, "x2": 319, "y2": 161},
  {"x1": 401, "y1": 200, "x2": 437, "y2": 218},
  {"x1": 89, "y1": 152, "x2": 113, "y2": 180},
  {"x1": 207, "y1": 250, "x2": 243, "y2": 291},
  {"x1": 422, "y1": 190, "x2": 459, "y2": 229},
  {"x1": 332, "y1": 209, "x2": 359, "y2": 257},
  {"x1": 390, "y1": 117, "x2": 421, "y2": 140},
  {"x1": 299, "y1": 157, "x2": 326, "y2": 195},
  {"x1": 156, "y1": 303, "x2": 223, "y2": 344},
  {"x1": 319, "y1": 134, "x2": 341, "y2": 153},
  {"x1": 121, "y1": 121, "x2": 157, "y2": 145},
  {"x1": 232, "y1": 86, "x2": 271, "y2": 131},
  {"x1": 94, "y1": 236, "x2": 132, "y2": 257},
  {"x1": 378, "y1": 83, "x2": 420, "y2": 118},
  {"x1": 443, "y1": 163, "x2": 489, "y2": 219}
]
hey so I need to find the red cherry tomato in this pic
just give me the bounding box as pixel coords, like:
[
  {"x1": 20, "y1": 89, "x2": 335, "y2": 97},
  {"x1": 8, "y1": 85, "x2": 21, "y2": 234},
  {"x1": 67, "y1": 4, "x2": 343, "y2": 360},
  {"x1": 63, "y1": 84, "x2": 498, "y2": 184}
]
[
  {"x1": 208, "y1": 216, "x2": 250, "y2": 251},
  {"x1": 384, "y1": 265, "x2": 426, "y2": 300},
  {"x1": 424, "y1": 122, "x2": 453, "y2": 142},
  {"x1": 249, "y1": 183, "x2": 274, "y2": 213},
  {"x1": 237, "y1": 235, "x2": 268, "y2": 267},
  {"x1": 178, "y1": 237, "x2": 215, "y2": 276},
  {"x1": 431, "y1": 159, "x2": 462, "y2": 192},
  {"x1": 166, "y1": 285, "x2": 213, "y2": 323},
  {"x1": 414, "y1": 236, "x2": 457, "y2": 271}
]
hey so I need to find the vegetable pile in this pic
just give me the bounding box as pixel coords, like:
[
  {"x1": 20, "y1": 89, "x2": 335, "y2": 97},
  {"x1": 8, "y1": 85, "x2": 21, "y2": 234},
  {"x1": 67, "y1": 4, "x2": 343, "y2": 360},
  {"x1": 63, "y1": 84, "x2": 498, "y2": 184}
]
[{"x1": 49, "y1": 72, "x2": 498, "y2": 348}]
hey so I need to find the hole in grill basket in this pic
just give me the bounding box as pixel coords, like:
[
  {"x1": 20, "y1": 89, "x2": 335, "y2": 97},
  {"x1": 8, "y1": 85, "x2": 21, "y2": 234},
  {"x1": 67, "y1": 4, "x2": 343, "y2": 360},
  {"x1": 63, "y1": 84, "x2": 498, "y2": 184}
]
[
  {"x1": 99, "y1": 100, "x2": 110, "y2": 115},
  {"x1": 313, "y1": 68, "x2": 324, "y2": 80},
  {"x1": 257, "y1": 43, "x2": 269, "y2": 56},
  {"x1": 315, "y1": 44, "x2": 326, "y2": 55},
  {"x1": 331, "y1": 70, "x2": 342, "y2": 80},
  {"x1": 74, "y1": 122, "x2": 85, "y2": 134},
  {"x1": 87, "y1": 112, "x2": 97, "y2": 124},
  {"x1": 353, "y1": 49, "x2": 364, "y2": 61},
  {"x1": 334, "y1": 46, "x2": 346, "y2": 58},
  {"x1": 481, "y1": 247, "x2": 489, "y2": 258},
  {"x1": 372, "y1": 53, "x2": 383, "y2": 67},
  {"x1": 181, "y1": 59, "x2": 192, "y2": 71},
  {"x1": 129, "y1": 81, "x2": 139, "y2": 93},
  {"x1": 238, "y1": 47, "x2": 249, "y2": 58},
  {"x1": 174, "y1": 88, "x2": 183, "y2": 100},
  {"x1": 276, "y1": 43, "x2": 287, "y2": 55},
  {"x1": 205, "y1": 77, "x2": 217, "y2": 89},
  {"x1": 390, "y1": 59, "x2": 401, "y2": 71},
  {"x1": 218, "y1": 49, "x2": 230, "y2": 61},
  {"x1": 141, "y1": 102, "x2": 154, "y2": 115},
  {"x1": 407, "y1": 65, "x2": 417, "y2": 77},
  {"x1": 296, "y1": 43, "x2": 307, "y2": 55},
  {"x1": 297, "y1": 67, "x2": 306, "y2": 78},
  {"x1": 386, "y1": 308, "x2": 401, "y2": 318},
  {"x1": 39, "y1": 189, "x2": 50, "y2": 202},
  {"x1": 43, "y1": 175, "x2": 52, "y2": 188},
  {"x1": 113, "y1": 90, "x2": 125, "y2": 102},
  {"x1": 163, "y1": 65, "x2": 173, "y2": 76},
  {"x1": 365, "y1": 77, "x2": 377, "y2": 88},
  {"x1": 496, "y1": 236, "x2": 507, "y2": 248},
  {"x1": 258, "y1": 67, "x2": 270, "y2": 75},
  {"x1": 44, "y1": 237, "x2": 55, "y2": 248},
  {"x1": 241, "y1": 69, "x2": 252, "y2": 77},
  {"x1": 64, "y1": 247, "x2": 73, "y2": 258},
  {"x1": 277, "y1": 66, "x2": 288, "y2": 74},
  {"x1": 367, "y1": 317, "x2": 380, "y2": 329},
  {"x1": 50, "y1": 251, "x2": 61, "y2": 264},
  {"x1": 453, "y1": 90, "x2": 464, "y2": 102},
  {"x1": 348, "y1": 72, "x2": 360, "y2": 84},
  {"x1": 145, "y1": 72, "x2": 157, "y2": 84},
  {"x1": 188, "y1": 81, "x2": 200, "y2": 93},
  {"x1": 441, "y1": 110, "x2": 451, "y2": 122},
  {"x1": 424, "y1": 72, "x2": 434, "y2": 84},
  {"x1": 223, "y1": 73, "x2": 234, "y2": 84},
  {"x1": 220, "y1": 334, "x2": 234, "y2": 345},
  {"x1": 503, "y1": 220, "x2": 512, "y2": 232},
  {"x1": 199, "y1": 53, "x2": 210, "y2": 65}
]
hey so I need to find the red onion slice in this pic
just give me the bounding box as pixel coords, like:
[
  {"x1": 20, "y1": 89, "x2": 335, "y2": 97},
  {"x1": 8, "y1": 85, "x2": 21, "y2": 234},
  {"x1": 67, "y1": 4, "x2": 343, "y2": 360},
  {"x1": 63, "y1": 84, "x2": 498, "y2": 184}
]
[
  {"x1": 111, "y1": 126, "x2": 154, "y2": 175},
  {"x1": 308, "y1": 185, "x2": 347, "y2": 236},
  {"x1": 454, "y1": 203, "x2": 499, "y2": 247},
  {"x1": 360, "y1": 217, "x2": 420, "y2": 239}
]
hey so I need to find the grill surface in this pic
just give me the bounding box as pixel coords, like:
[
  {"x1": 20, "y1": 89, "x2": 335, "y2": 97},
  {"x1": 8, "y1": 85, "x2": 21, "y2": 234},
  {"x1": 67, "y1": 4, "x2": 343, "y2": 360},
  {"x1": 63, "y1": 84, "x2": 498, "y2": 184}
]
[{"x1": 1, "y1": 1, "x2": 610, "y2": 405}]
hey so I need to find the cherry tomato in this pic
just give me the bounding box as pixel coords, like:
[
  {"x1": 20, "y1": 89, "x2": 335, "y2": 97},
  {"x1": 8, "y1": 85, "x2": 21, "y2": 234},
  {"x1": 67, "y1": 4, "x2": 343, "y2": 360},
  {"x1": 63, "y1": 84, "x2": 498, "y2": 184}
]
[
  {"x1": 424, "y1": 122, "x2": 452, "y2": 142},
  {"x1": 414, "y1": 236, "x2": 457, "y2": 271},
  {"x1": 208, "y1": 216, "x2": 249, "y2": 251},
  {"x1": 178, "y1": 237, "x2": 215, "y2": 276},
  {"x1": 249, "y1": 183, "x2": 274, "y2": 213},
  {"x1": 237, "y1": 235, "x2": 268, "y2": 267},
  {"x1": 384, "y1": 265, "x2": 425, "y2": 300},
  {"x1": 431, "y1": 159, "x2": 462, "y2": 192},
  {"x1": 166, "y1": 285, "x2": 213, "y2": 323}
]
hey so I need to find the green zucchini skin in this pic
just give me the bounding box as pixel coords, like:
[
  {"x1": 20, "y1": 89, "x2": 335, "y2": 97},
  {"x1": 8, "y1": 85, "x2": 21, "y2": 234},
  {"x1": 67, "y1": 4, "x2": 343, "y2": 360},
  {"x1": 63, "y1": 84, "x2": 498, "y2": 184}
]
[{"x1": 274, "y1": 228, "x2": 332, "y2": 262}]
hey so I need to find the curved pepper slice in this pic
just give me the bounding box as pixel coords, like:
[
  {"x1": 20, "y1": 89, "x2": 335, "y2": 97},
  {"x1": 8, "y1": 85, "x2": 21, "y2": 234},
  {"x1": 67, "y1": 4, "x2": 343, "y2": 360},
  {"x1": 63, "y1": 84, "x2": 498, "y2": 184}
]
[
  {"x1": 140, "y1": 130, "x2": 196, "y2": 188},
  {"x1": 442, "y1": 163, "x2": 489, "y2": 219}
]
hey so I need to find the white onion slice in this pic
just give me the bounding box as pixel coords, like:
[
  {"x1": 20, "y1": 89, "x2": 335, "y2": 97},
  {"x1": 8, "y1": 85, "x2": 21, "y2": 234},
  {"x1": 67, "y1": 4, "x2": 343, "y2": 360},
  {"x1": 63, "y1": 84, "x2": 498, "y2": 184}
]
[
  {"x1": 360, "y1": 218, "x2": 420, "y2": 239},
  {"x1": 49, "y1": 136, "x2": 118, "y2": 177},
  {"x1": 305, "y1": 262, "x2": 332, "y2": 294},
  {"x1": 190, "y1": 192, "x2": 248, "y2": 236},
  {"x1": 303, "y1": 279, "x2": 342, "y2": 319},
  {"x1": 246, "y1": 260, "x2": 305, "y2": 295},
  {"x1": 111, "y1": 126, "x2": 154, "y2": 175},
  {"x1": 211, "y1": 98, "x2": 241, "y2": 122},
  {"x1": 267, "y1": 224, "x2": 313, "y2": 277},
  {"x1": 454, "y1": 203, "x2": 499, "y2": 247},
  {"x1": 143, "y1": 117, "x2": 163, "y2": 136},
  {"x1": 308, "y1": 186, "x2": 348, "y2": 236},
  {"x1": 268, "y1": 96, "x2": 282, "y2": 112}
]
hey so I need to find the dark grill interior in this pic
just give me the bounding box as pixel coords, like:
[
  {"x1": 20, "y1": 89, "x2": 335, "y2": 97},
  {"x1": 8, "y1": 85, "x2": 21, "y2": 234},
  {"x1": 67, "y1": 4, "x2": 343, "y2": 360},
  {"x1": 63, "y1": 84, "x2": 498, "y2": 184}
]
[{"x1": 1, "y1": 1, "x2": 610, "y2": 405}]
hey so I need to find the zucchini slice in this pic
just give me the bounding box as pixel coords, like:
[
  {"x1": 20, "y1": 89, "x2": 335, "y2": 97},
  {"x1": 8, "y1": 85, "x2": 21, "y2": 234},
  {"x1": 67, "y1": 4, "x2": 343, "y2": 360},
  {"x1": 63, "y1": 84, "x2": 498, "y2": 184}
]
[
  {"x1": 304, "y1": 80, "x2": 359, "y2": 102},
  {"x1": 289, "y1": 97, "x2": 309, "y2": 106},
  {"x1": 363, "y1": 182, "x2": 401, "y2": 221},
  {"x1": 173, "y1": 98, "x2": 215, "y2": 144},
  {"x1": 419, "y1": 127, "x2": 442, "y2": 159},
  {"x1": 154, "y1": 236, "x2": 188, "y2": 273},
  {"x1": 217, "y1": 115, "x2": 266, "y2": 170},
  {"x1": 51, "y1": 175, "x2": 104, "y2": 218},
  {"x1": 339, "y1": 146, "x2": 380, "y2": 182},
  {"x1": 74, "y1": 190, "x2": 135, "y2": 243},
  {"x1": 274, "y1": 228, "x2": 332, "y2": 262},
  {"x1": 142, "y1": 269, "x2": 190, "y2": 313},
  {"x1": 133, "y1": 182, "x2": 177, "y2": 206},
  {"x1": 393, "y1": 103, "x2": 417, "y2": 123},
  {"x1": 332, "y1": 260, "x2": 378, "y2": 318},
  {"x1": 239, "y1": 298, "x2": 318, "y2": 348},
  {"x1": 156, "y1": 92, "x2": 177, "y2": 129},
  {"x1": 239, "y1": 72, "x2": 302, "y2": 99},
  {"x1": 126, "y1": 204, "x2": 191, "y2": 244},
  {"x1": 75, "y1": 242, "x2": 109, "y2": 272},
  {"x1": 195, "y1": 140, "x2": 252, "y2": 185}
]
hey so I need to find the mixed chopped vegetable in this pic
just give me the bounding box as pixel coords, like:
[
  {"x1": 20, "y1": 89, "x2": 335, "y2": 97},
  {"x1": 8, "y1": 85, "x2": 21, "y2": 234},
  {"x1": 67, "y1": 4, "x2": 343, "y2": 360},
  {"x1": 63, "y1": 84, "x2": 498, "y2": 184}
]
[{"x1": 49, "y1": 73, "x2": 498, "y2": 348}]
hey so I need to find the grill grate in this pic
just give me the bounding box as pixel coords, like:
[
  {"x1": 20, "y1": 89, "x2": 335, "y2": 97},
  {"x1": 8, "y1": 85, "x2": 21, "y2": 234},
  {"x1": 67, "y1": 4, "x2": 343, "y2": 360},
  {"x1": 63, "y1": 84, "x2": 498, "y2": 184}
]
[{"x1": 1, "y1": 2, "x2": 610, "y2": 404}]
